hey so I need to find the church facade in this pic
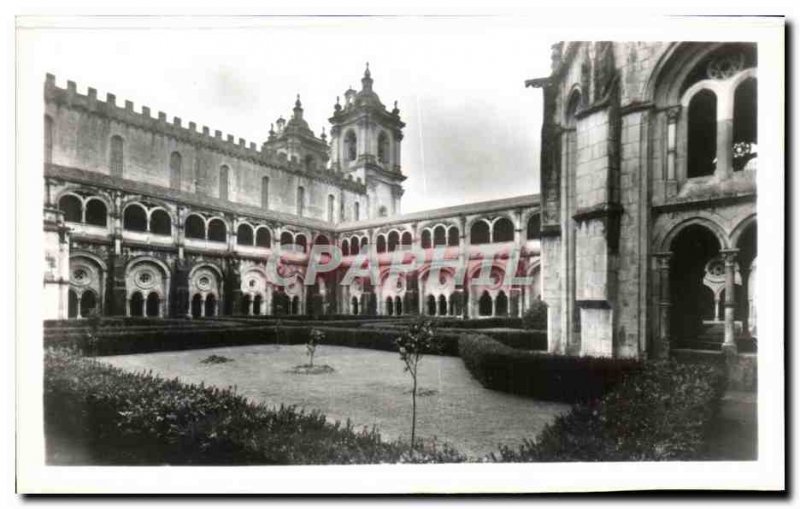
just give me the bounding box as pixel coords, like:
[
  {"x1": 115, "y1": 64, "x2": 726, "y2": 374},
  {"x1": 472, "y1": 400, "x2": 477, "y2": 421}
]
[
  {"x1": 42, "y1": 66, "x2": 543, "y2": 326},
  {"x1": 527, "y1": 42, "x2": 757, "y2": 358}
]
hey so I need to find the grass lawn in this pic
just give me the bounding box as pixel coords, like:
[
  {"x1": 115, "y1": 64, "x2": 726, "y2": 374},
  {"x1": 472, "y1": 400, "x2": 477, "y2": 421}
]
[{"x1": 99, "y1": 344, "x2": 569, "y2": 459}]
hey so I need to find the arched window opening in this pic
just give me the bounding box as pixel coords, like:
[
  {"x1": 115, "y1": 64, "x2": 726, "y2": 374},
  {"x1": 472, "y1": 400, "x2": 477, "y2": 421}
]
[
  {"x1": 493, "y1": 217, "x2": 515, "y2": 243},
  {"x1": 130, "y1": 292, "x2": 145, "y2": 317},
  {"x1": 44, "y1": 115, "x2": 54, "y2": 164},
  {"x1": 527, "y1": 214, "x2": 542, "y2": 240},
  {"x1": 191, "y1": 294, "x2": 203, "y2": 318},
  {"x1": 261, "y1": 176, "x2": 270, "y2": 209},
  {"x1": 296, "y1": 186, "x2": 305, "y2": 217},
  {"x1": 315, "y1": 235, "x2": 330, "y2": 245},
  {"x1": 253, "y1": 294, "x2": 263, "y2": 316},
  {"x1": 256, "y1": 228, "x2": 271, "y2": 248},
  {"x1": 438, "y1": 295, "x2": 448, "y2": 316},
  {"x1": 341, "y1": 239, "x2": 350, "y2": 256},
  {"x1": 67, "y1": 290, "x2": 79, "y2": 318},
  {"x1": 433, "y1": 226, "x2": 446, "y2": 247},
  {"x1": 296, "y1": 234, "x2": 307, "y2": 253},
  {"x1": 401, "y1": 232, "x2": 413, "y2": 247},
  {"x1": 350, "y1": 236, "x2": 360, "y2": 256},
  {"x1": 385, "y1": 297, "x2": 394, "y2": 316},
  {"x1": 185, "y1": 215, "x2": 206, "y2": 239},
  {"x1": 733, "y1": 78, "x2": 758, "y2": 171},
  {"x1": 84, "y1": 199, "x2": 107, "y2": 227},
  {"x1": 207, "y1": 218, "x2": 227, "y2": 242},
  {"x1": 421, "y1": 230, "x2": 432, "y2": 249},
  {"x1": 328, "y1": 194, "x2": 335, "y2": 222},
  {"x1": 290, "y1": 296, "x2": 300, "y2": 316},
  {"x1": 305, "y1": 155, "x2": 315, "y2": 171},
  {"x1": 237, "y1": 224, "x2": 254, "y2": 245},
  {"x1": 123, "y1": 204, "x2": 147, "y2": 232},
  {"x1": 204, "y1": 294, "x2": 217, "y2": 317},
  {"x1": 395, "y1": 296, "x2": 403, "y2": 316},
  {"x1": 478, "y1": 291, "x2": 493, "y2": 317},
  {"x1": 447, "y1": 226, "x2": 459, "y2": 247},
  {"x1": 80, "y1": 290, "x2": 98, "y2": 317},
  {"x1": 149, "y1": 209, "x2": 171, "y2": 236},
  {"x1": 448, "y1": 294, "x2": 457, "y2": 316},
  {"x1": 687, "y1": 90, "x2": 718, "y2": 178},
  {"x1": 280, "y1": 231, "x2": 294, "y2": 247},
  {"x1": 345, "y1": 130, "x2": 357, "y2": 162},
  {"x1": 377, "y1": 131, "x2": 389, "y2": 164},
  {"x1": 146, "y1": 292, "x2": 160, "y2": 317},
  {"x1": 354, "y1": 202, "x2": 360, "y2": 221},
  {"x1": 110, "y1": 135, "x2": 124, "y2": 177},
  {"x1": 241, "y1": 294, "x2": 252, "y2": 315},
  {"x1": 388, "y1": 231, "x2": 400, "y2": 252},
  {"x1": 470, "y1": 221, "x2": 490, "y2": 245},
  {"x1": 219, "y1": 165, "x2": 229, "y2": 201},
  {"x1": 427, "y1": 295, "x2": 437, "y2": 316},
  {"x1": 376, "y1": 235, "x2": 387, "y2": 253},
  {"x1": 360, "y1": 237, "x2": 368, "y2": 250},
  {"x1": 495, "y1": 291, "x2": 508, "y2": 317},
  {"x1": 351, "y1": 296, "x2": 360, "y2": 315},
  {"x1": 169, "y1": 151, "x2": 182, "y2": 189},
  {"x1": 58, "y1": 195, "x2": 82, "y2": 223}
]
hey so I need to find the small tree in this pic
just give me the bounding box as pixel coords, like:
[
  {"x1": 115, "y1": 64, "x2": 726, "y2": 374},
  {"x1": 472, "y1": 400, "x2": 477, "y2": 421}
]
[
  {"x1": 307, "y1": 329, "x2": 324, "y2": 367},
  {"x1": 395, "y1": 318, "x2": 439, "y2": 450}
]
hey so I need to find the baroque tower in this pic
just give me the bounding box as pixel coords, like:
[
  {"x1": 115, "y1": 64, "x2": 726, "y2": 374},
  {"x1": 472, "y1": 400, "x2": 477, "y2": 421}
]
[{"x1": 329, "y1": 64, "x2": 405, "y2": 219}]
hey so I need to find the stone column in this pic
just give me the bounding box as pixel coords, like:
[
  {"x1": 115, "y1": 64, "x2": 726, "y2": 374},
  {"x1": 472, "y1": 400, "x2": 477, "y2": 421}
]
[
  {"x1": 653, "y1": 252, "x2": 672, "y2": 359},
  {"x1": 721, "y1": 249, "x2": 740, "y2": 354}
]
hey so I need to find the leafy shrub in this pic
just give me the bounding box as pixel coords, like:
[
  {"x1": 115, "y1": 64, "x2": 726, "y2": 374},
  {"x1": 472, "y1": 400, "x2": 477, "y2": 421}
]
[
  {"x1": 521, "y1": 299, "x2": 548, "y2": 331},
  {"x1": 44, "y1": 348, "x2": 466, "y2": 465},
  {"x1": 458, "y1": 334, "x2": 640, "y2": 403},
  {"x1": 492, "y1": 360, "x2": 727, "y2": 461}
]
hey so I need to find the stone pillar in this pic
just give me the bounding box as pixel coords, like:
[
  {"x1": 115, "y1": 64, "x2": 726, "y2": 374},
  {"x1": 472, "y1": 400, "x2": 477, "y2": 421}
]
[
  {"x1": 721, "y1": 249, "x2": 739, "y2": 354},
  {"x1": 654, "y1": 252, "x2": 672, "y2": 359}
]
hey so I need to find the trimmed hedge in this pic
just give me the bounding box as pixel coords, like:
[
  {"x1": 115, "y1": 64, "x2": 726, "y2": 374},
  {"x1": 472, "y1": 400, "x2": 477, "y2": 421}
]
[
  {"x1": 45, "y1": 323, "x2": 463, "y2": 357},
  {"x1": 458, "y1": 334, "x2": 640, "y2": 403},
  {"x1": 492, "y1": 359, "x2": 727, "y2": 461},
  {"x1": 44, "y1": 348, "x2": 466, "y2": 465}
]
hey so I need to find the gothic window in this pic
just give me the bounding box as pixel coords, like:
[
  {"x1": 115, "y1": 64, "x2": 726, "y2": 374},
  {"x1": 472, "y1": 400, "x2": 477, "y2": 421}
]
[
  {"x1": 296, "y1": 186, "x2": 305, "y2": 216},
  {"x1": 185, "y1": 215, "x2": 206, "y2": 239},
  {"x1": 123, "y1": 204, "x2": 147, "y2": 232},
  {"x1": 207, "y1": 218, "x2": 227, "y2": 242},
  {"x1": 378, "y1": 131, "x2": 389, "y2": 164},
  {"x1": 255, "y1": 227, "x2": 271, "y2": 248},
  {"x1": 58, "y1": 195, "x2": 82, "y2": 223},
  {"x1": 261, "y1": 176, "x2": 270, "y2": 209},
  {"x1": 493, "y1": 217, "x2": 514, "y2": 243},
  {"x1": 328, "y1": 194, "x2": 335, "y2": 222},
  {"x1": 447, "y1": 226, "x2": 460, "y2": 247},
  {"x1": 687, "y1": 90, "x2": 717, "y2": 178},
  {"x1": 149, "y1": 209, "x2": 171, "y2": 236},
  {"x1": 110, "y1": 135, "x2": 124, "y2": 177},
  {"x1": 470, "y1": 220, "x2": 490, "y2": 245},
  {"x1": 433, "y1": 226, "x2": 446, "y2": 247},
  {"x1": 733, "y1": 78, "x2": 757, "y2": 171},
  {"x1": 44, "y1": 115, "x2": 53, "y2": 164},
  {"x1": 527, "y1": 214, "x2": 541, "y2": 240},
  {"x1": 84, "y1": 199, "x2": 107, "y2": 227},
  {"x1": 169, "y1": 151, "x2": 182, "y2": 189},
  {"x1": 345, "y1": 130, "x2": 357, "y2": 162},
  {"x1": 219, "y1": 165, "x2": 229, "y2": 201},
  {"x1": 237, "y1": 224, "x2": 254, "y2": 245}
]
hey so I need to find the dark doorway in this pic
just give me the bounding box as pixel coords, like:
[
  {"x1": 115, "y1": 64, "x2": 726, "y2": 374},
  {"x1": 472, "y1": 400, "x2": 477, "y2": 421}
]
[
  {"x1": 130, "y1": 292, "x2": 144, "y2": 317},
  {"x1": 204, "y1": 294, "x2": 216, "y2": 317},
  {"x1": 146, "y1": 292, "x2": 160, "y2": 317},
  {"x1": 191, "y1": 294, "x2": 203, "y2": 318}
]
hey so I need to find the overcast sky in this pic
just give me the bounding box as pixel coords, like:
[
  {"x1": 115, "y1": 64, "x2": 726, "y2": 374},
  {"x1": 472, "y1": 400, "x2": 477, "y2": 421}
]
[{"x1": 19, "y1": 17, "x2": 551, "y2": 213}]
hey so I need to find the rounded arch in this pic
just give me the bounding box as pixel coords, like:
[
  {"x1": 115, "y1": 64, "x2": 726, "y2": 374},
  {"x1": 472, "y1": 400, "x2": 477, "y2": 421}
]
[
  {"x1": 421, "y1": 229, "x2": 432, "y2": 249},
  {"x1": 526, "y1": 213, "x2": 541, "y2": 240},
  {"x1": 433, "y1": 225, "x2": 447, "y2": 247},
  {"x1": 730, "y1": 213, "x2": 757, "y2": 249},
  {"x1": 492, "y1": 216, "x2": 515, "y2": 243},
  {"x1": 237, "y1": 223, "x2": 255, "y2": 246},
  {"x1": 341, "y1": 238, "x2": 350, "y2": 256},
  {"x1": 185, "y1": 214, "x2": 206, "y2": 239},
  {"x1": 149, "y1": 208, "x2": 172, "y2": 236},
  {"x1": 401, "y1": 231, "x2": 413, "y2": 247},
  {"x1": 255, "y1": 226, "x2": 272, "y2": 248},
  {"x1": 564, "y1": 87, "x2": 582, "y2": 127},
  {"x1": 84, "y1": 198, "x2": 108, "y2": 227},
  {"x1": 376, "y1": 234, "x2": 387, "y2": 253},
  {"x1": 295, "y1": 234, "x2": 308, "y2": 253},
  {"x1": 314, "y1": 234, "x2": 330, "y2": 245},
  {"x1": 280, "y1": 231, "x2": 294, "y2": 246},
  {"x1": 387, "y1": 230, "x2": 400, "y2": 252},
  {"x1": 469, "y1": 219, "x2": 491, "y2": 245},
  {"x1": 58, "y1": 193, "x2": 83, "y2": 223},
  {"x1": 447, "y1": 226, "x2": 460, "y2": 246},
  {"x1": 350, "y1": 235, "x2": 360, "y2": 255},
  {"x1": 122, "y1": 202, "x2": 148, "y2": 232},
  {"x1": 207, "y1": 217, "x2": 227, "y2": 242},
  {"x1": 127, "y1": 255, "x2": 171, "y2": 281},
  {"x1": 360, "y1": 236, "x2": 368, "y2": 250}
]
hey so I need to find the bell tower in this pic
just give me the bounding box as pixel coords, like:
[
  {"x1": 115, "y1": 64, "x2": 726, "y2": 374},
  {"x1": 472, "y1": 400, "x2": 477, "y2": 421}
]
[{"x1": 329, "y1": 64, "x2": 406, "y2": 218}]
